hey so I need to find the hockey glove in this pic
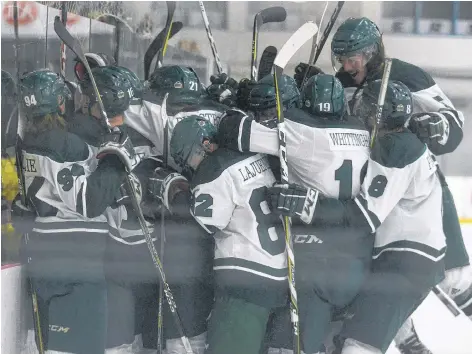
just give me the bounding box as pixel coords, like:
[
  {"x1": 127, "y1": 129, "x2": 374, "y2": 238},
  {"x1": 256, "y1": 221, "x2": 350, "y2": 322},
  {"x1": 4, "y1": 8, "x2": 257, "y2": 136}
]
[
  {"x1": 206, "y1": 73, "x2": 239, "y2": 107},
  {"x1": 409, "y1": 110, "x2": 450, "y2": 146},
  {"x1": 293, "y1": 62, "x2": 324, "y2": 89},
  {"x1": 149, "y1": 169, "x2": 189, "y2": 214},
  {"x1": 267, "y1": 183, "x2": 319, "y2": 224},
  {"x1": 216, "y1": 109, "x2": 252, "y2": 152},
  {"x1": 236, "y1": 78, "x2": 258, "y2": 111},
  {"x1": 97, "y1": 128, "x2": 138, "y2": 172},
  {"x1": 114, "y1": 172, "x2": 143, "y2": 206}
]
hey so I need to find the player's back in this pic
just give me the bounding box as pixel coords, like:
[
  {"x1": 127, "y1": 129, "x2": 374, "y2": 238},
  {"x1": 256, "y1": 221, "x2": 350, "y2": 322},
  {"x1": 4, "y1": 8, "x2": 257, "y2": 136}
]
[
  {"x1": 359, "y1": 132, "x2": 446, "y2": 285},
  {"x1": 190, "y1": 148, "x2": 288, "y2": 307},
  {"x1": 284, "y1": 107, "x2": 370, "y2": 199}
]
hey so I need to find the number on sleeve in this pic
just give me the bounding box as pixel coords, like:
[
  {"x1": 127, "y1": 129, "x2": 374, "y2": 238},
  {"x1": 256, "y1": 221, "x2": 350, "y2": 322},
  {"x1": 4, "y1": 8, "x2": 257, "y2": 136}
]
[
  {"x1": 193, "y1": 193, "x2": 213, "y2": 217},
  {"x1": 335, "y1": 159, "x2": 353, "y2": 199},
  {"x1": 249, "y1": 186, "x2": 285, "y2": 256},
  {"x1": 368, "y1": 175, "x2": 388, "y2": 198}
]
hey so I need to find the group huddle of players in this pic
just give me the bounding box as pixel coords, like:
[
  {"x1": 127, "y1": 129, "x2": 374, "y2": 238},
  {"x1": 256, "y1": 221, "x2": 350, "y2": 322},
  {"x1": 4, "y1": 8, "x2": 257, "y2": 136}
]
[{"x1": 2, "y1": 16, "x2": 471, "y2": 354}]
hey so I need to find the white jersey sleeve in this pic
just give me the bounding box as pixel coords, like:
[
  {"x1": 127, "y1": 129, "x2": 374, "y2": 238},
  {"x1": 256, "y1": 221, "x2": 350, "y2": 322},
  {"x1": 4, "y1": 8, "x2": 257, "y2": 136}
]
[{"x1": 190, "y1": 169, "x2": 234, "y2": 234}]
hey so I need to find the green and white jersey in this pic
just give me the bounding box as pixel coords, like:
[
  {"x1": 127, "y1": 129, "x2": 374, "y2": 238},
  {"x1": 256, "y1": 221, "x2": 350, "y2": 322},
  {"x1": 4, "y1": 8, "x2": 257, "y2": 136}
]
[
  {"x1": 224, "y1": 108, "x2": 370, "y2": 199},
  {"x1": 190, "y1": 148, "x2": 288, "y2": 306},
  {"x1": 354, "y1": 132, "x2": 446, "y2": 262},
  {"x1": 341, "y1": 58, "x2": 464, "y2": 155},
  {"x1": 22, "y1": 128, "x2": 126, "y2": 238}
]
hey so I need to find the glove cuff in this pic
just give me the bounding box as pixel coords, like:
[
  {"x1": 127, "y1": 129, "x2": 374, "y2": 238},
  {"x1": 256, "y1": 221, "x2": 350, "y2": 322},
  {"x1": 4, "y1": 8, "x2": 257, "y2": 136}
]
[{"x1": 161, "y1": 173, "x2": 188, "y2": 212}]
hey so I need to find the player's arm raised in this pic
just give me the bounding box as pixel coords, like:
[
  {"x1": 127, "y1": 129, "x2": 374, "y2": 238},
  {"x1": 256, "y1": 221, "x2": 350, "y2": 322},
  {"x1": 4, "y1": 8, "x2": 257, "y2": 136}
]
[
  {"x1": 217, "y1": 109, "x2": 279, "y2": 155},
  {"x1": 407, "y1": 74, "x2": 464, "y2": 156}
]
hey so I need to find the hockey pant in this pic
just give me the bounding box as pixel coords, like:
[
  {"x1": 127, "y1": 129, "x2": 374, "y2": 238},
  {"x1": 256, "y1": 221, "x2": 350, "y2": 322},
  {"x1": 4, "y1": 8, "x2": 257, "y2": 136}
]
[{"x1": 22, "y1": 224, "x2": 136, "y2": 354}]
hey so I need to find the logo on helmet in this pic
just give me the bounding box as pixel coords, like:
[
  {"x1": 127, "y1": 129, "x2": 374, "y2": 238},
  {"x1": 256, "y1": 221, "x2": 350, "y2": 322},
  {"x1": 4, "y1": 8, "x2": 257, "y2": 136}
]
[
  {"x1": 397, "y1": 104, "x2": 404, "y2": 112},
  {"x1": 117, "y1": 90, "x2": 125, "y2": 99},
  {"x1": 174, "y1": 81, "x2": 183, "y2": 89},
  {"x1": 197, "y1": 120, "x2": 206, "y2": 127},
  {"x1": 304, "y1": 100, "x2": 311, "y2": 108}
]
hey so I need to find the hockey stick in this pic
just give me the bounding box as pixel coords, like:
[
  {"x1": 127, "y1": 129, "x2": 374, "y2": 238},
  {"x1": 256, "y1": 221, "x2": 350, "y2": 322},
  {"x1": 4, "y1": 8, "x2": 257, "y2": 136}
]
[
  {"x1": 258, "y1": 45, "x2": 277, "y2": 81},
  {"x1": 155, "y1": 1, "x2": 177, "y2": 71},
  {"x1": 300, "y1": 1, "x2": 344, "y2": 88},
  {"x1": 59, "y1": 2, "x2": 67, "y2": 79},
  {"x1": 251, "y1": 6, "x2": 287, "y2": 81},
  {"x1": 273, "y1": 21, "x2": 319, "y2": 354},
  {"x1": 53, "y1": 17, "x2": 194, "y2": 354},
  {"x1": 13, "y1": 2, "x2": 44, "y2": 350},
  {"x1": 370, "y1": 58, "x2": 392, "y2": 149},
  {"x1": 198, "y1": 1, "x2": 223, "y2": 74},
  {"x1": 157, "y1": 94, "x2": 170, "y2": 354},
  {"x1": 144, "y1": 21, "x2": 182, "y2": 80}
]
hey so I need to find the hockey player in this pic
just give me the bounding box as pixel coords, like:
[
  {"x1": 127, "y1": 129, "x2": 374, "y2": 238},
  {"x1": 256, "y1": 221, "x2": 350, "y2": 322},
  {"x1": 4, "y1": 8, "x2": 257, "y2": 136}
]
[
  {"x1": 77, "y1": 65, "x2": 212, "y2": 354},
  {"x1": 167, "y1": 116, "x2": 288, "y2": 354},
  {"x1": 325, "y1": 17, "x2": 470, "y2": 353},
  {"x1": 268, "y1": 80, "x2": 446, "y2": 354},
  {"x1": 19, "y1": 68, "x2": 139, "y2": 353},
  {"x1": 216, "y1": 73, "x2": 373, "y2": 353}
]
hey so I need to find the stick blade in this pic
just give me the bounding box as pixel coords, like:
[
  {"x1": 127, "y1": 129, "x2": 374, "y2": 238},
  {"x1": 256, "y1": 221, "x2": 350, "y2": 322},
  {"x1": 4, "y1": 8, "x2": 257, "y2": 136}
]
[
  {"x1": 258, "y1": 46, "x2": 278, "y2": 80},
  {"x1": 261, "y1": 6, "x2": 287, "y2": 23},
  {"x1": 53, "y1": 16, "x2": 83, "y2": 61},
  {"x1": 274, "y1": 22, "x2": 319, "y2": 70}
]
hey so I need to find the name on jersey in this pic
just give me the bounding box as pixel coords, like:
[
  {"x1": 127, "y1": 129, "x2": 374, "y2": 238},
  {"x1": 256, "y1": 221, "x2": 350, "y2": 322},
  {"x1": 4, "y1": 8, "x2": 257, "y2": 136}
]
[
  {"x1": 328, "y1": 130, "x2": 370, "y2": 150},
  {"x1": 238, "y1": 156, "x2": 271, "y2": 182},
  {"x1": 22, "y1": 154, "x2": 40, "y2": 177}
]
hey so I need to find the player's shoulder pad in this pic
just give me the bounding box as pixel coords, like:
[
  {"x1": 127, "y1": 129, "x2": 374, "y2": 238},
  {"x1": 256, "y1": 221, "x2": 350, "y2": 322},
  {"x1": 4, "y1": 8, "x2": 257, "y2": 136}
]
[
  {"x1": 286, "y1": 107, "x2": 366, "y2": 131},
  {"x1": 371, "y1": 131, "x2": 426, "y2": 168},
  {"x1": 23, "y1": 128, "x2": 89, "y2": 164},
  {"x1": 191, "y1": 147, "x2": 255, "y2": 187},
  {"x1": 389, "y1": 58, "x2": 436, "y2": 93},
  {"x1": 67, "y1": 112, "x2": 106, "y2": 147}
]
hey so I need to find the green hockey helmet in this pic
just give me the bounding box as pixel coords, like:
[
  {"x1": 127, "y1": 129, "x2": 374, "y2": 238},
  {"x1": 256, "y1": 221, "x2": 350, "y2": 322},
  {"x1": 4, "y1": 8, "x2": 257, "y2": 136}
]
[
  {"x1": 170, "y1": 115, "x2": 217, "y2": 175},
  {"x1": 80, "y1": 66, "x2": 132, "y2": 117},
  {"x1": 300, "y1": 74, "x2": 346, "y2": 120},
  {"x1": 248, "y1": 74, "x2": 300, "y2": 122},
  {"x1": 107, "y1": 65, "x2": 145, "y2": 101},
  {"x1": 149, "y1": 65, "x2": 203, "y2": 103},
  {"x1": 331, "y1": 17, "x2": 382, "y2": 74},
  {"x1": 353, "y1": 80, "x2": 413, "y2": 130},
  {"x1": 19, "y1": 69, "x2": 71, "y2": 118}
]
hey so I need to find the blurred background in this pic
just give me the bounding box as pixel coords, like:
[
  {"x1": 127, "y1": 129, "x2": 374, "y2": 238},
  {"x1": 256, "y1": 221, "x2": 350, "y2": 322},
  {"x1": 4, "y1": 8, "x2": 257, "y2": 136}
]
[{"x1": 1, "y1": 0, "x2": 471, "y2": 177}]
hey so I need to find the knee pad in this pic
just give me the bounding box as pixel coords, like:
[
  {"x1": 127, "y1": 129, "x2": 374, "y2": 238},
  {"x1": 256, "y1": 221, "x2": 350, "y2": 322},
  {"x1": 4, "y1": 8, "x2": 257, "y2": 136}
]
[{"x1": 166, "y1": 332, "x2": 207, "y2": 354}]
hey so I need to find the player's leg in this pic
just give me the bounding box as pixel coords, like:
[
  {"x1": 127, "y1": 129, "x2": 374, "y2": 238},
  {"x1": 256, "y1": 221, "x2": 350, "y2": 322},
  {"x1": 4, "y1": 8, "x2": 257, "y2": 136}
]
[
  {"x1": 393, "y1": 317, "x2": 432, "y2": 354},
  {"x1": 24, "y1": 228, "x2": 109, "y2": 353},
  {"x1": 205, "y1": 295, "x2": 272, "y2": 354},
  {"x1": 393, "y1": 182, "x2": 471, "y2": 353},
  {"x1": 335, "y1": 262, "x2": 437, "y2": 354},
  {"x1": 164, "y1": 281, "x2": 214, "y2": 354}
]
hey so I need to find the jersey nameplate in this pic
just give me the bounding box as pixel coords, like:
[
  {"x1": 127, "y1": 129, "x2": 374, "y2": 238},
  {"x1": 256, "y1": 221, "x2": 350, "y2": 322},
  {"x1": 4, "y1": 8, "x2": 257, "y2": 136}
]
[
  {"x1": 238, "y1": 156, "x2": 271, "y2": 183},
  {"x1": 327, "y1": 128, "x2": 370, "y2": 151},
  {"x1": 22, "y1": 153, "x2": 41, "y2": 177}
]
